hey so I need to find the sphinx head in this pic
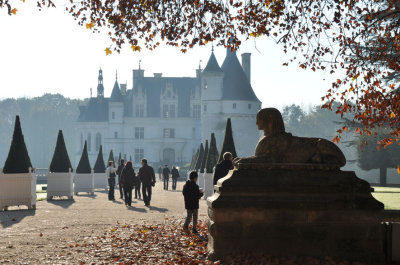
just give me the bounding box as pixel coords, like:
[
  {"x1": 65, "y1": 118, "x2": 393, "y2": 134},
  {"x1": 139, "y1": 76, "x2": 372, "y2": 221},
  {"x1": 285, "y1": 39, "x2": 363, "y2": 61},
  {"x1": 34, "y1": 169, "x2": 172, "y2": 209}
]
[{"x1": 256, "y1": 108, "x2": 286, "y2": 136}]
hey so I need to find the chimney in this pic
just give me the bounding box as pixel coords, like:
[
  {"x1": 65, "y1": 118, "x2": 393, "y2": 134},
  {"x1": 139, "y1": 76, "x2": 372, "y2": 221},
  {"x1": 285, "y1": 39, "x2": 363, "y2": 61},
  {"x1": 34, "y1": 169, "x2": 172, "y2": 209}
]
[
  {"x1": 241, "y1": 53, "x2": 251, "y2": 83},
  {"x1": 154, "y1": 73, "x2": 162, "y2": 78},
  {"x1": 132, "y1": 69, "x2": 144, "y2": 89}
]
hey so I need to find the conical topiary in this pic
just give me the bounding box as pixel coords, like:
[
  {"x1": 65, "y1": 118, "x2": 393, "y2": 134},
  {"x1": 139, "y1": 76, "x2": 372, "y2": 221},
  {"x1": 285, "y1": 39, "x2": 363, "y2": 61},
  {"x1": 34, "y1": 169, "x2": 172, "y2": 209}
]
[
  {"x1": 93, "y1": 145, "x2": 106, "y2": 173},
  {"x1": 206, "y1": 133, "x2": 219, "y2": 173},
  {"x1": 118, "y1": 152, "x2": 122, "y2": 165},
  {"x1": 200, "y1": 140, "x2": 209, "y2": 173},
  {"x1": 190, "y1": 148, "x2": 199, "y2": 170},
  {"x1": 124, "y1": 154, "x2": 127, "y2": 161},
  {"x1": 108, "y1": 149, "x2": 115, "y2": 164},
  {"x1": 194, "y1": 143, "x2": 204, "y2": 171},
  {"x1": 76, "y1": 141, "x2": 91, "y2": 173},
  {"x1": 49, "y1": 130, "x2": 73, "y2": 173},
  {"x1": 3, "y1": 115, "x2": 33, "y2": 173},
  {"x1": 130, "y1": 155, "x2": 132, "y2": 161},
  {"x1": 218, "y1": 118, "x2": 237, "y2": 163}
]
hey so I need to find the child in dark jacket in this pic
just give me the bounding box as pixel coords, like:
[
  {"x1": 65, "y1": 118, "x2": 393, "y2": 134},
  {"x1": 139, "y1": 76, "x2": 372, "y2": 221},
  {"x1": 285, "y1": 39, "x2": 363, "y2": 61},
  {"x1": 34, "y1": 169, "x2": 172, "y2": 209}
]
[{"x1": 182, "y1": 171, "x2": 203, "y2": 234}]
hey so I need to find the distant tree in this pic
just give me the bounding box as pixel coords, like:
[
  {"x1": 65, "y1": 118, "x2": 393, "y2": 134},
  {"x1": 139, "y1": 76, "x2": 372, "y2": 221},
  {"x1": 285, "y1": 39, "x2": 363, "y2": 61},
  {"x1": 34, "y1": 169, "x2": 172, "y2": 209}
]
[
  {"x1": 200, "y1": 140, "x2": 209, "y2": 173},
  {"x1": 93, "y1": 145, "x2": 106, "y2": 173},
  {"x1": 205, "y1": 133, "x2": 219, "y2": 174},
  {"x1": 194, "y1": 143, "x2": 204, "y2": 172},
  {"x1": 108, "y1": 149, "x2": 114, "y2": 165},
  {"x1": 3, "y1": 115, "x2": 32, "y2": 173},
  {"x1": 357, "y1": 129, "x2": 400, "y2": 186},
  {"x1": 76, "y1": 141, "x2": 91, "y2": 174},
  {"x1": 49, "y1": 130, "x2": 73, "y2": 173},
  {"x1": 282, "y1": 104, "x2": 306, "y2": 135},
  {"x1": 218, "y1": 118, "x2": 237, "y2": 163},
  {"x1": 129, "y1": 154, "x2": 132, "y2": 162}
]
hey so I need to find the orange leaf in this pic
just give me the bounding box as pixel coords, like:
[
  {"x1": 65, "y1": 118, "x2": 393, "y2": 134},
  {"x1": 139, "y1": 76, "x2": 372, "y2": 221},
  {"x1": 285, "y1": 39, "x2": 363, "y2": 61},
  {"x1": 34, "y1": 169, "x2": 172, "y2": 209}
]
[
  {"x1": 105, "y1": 47, "x2": 112, "y2": 55},
  {"x1": 86, "y1": 22, "x2": 94, "y2": 29},
  {"x1": 397, "y1": 165, "x2": 400, "y2": 175},
  {"x1": 131, "y1": 45, "x2": 141, "y2": 52},
  {"x1": 11, "y1": 8, "x2": 17, "y2": 15},
  {"x1": 390, "y1": 112, "x2": 396, "y2": 118}
]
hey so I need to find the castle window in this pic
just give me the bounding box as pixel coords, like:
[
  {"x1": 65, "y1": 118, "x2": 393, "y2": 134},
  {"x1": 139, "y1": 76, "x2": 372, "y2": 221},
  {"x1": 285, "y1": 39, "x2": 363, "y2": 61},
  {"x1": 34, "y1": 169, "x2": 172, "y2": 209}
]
[
  {"x1": 95, "y1": 133, "x2": 101, "y2": 151},
  {"x1": 135, "y1": 148, "x2": 144, "y2": 163},
  {"x1": 112, "y1": 112, "x2": 115, "y2": 119},
  {"x1": 114, "y1": 132, "x2": 118, "y2": 139},
  {"x1": 135, "y1": 104, "x2": 144, "y2": 117},
  {"x1": 233, "y1": 103, "x2": 237, "y2": 109},
  {"x1": 203, "y1": 104, "x2": 207, "y2": 112},
  {"x1": 163, "y1": 128, "x2": 175, "y2": 138},
  {"x1": 248, "y1": 103, "x2": 251, "y2": 109},
  {"x1": 169, "y1": 104, "x2": 176, "y2": 118},
  {"x1": 87, "y1": 133, "x2": 92, "y2": 151},
  {"x1": 193, "y1": 104, "x2": 201, "y2": 119},
  {"x1": 163, "y1": 104, "x2": 169, "y2": 118},
  {"x1": 135, "y1": 127, "x2": 144, "y2": 139}
]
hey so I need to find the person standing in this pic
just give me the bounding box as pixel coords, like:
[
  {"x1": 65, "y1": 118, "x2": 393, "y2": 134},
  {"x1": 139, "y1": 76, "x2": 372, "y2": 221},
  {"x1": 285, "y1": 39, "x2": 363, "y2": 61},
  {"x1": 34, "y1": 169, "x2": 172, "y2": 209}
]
[
  {"x1": 158, "y1": 165, "x2": 162, "y2": 181},
  {"x1": 213, "y1": 152, "x2": 233, "y2": 186},
  {"x1": 182, "y1": 171, "x2": 203, "y2": 234},
  {"x1": 138, "y1": 158, "x2": 156, "y2": 206},
  {"x1": 120, "y1": 161, "x2": 135, "y2": 206},
  {"x1": 106, "y1": 161, "x2": 117, "y2": 200},
  {"x1": 171, "y1": 166, "x2": 179, "y2": 190},
  {"x1": 162, "y1": 164, "x2": 170, "y2": 190},
  {"x1": 116, "y1": 159, "x2": 125, "y2": 199},
  {"x1": 134, "y1": 171, "x2": 141, "y2": 200}
]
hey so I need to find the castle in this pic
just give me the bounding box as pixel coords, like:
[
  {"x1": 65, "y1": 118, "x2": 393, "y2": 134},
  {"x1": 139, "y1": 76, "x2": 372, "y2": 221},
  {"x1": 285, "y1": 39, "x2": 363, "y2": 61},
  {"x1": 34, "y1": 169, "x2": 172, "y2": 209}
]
[{"x1": 75, "y1": 48, "x2": 261, "y2": 167}]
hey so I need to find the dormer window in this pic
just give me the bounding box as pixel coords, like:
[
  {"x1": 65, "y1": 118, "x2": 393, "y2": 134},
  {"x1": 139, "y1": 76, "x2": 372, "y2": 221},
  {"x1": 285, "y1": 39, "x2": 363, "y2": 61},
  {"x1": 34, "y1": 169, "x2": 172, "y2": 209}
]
[
  {"x1": 233, "y1": 103, "x2": 237, "y2": 109},
  {"x1": 248, "y1": 103, "x2": 251, "y2": 109}
]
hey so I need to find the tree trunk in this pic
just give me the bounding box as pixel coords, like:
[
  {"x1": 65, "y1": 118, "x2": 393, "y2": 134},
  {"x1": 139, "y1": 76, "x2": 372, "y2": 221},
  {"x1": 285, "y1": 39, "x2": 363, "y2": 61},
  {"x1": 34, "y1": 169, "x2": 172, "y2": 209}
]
[{"x1": 379, "y1": 167, "x2": 387, "y2": 186}]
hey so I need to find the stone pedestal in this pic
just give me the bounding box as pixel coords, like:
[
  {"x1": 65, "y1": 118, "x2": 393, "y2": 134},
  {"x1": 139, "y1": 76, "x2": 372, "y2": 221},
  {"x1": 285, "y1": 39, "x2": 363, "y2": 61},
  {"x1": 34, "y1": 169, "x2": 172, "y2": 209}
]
[{"x1": 207, "y1": 164, "x2": 385, "y2": 263}]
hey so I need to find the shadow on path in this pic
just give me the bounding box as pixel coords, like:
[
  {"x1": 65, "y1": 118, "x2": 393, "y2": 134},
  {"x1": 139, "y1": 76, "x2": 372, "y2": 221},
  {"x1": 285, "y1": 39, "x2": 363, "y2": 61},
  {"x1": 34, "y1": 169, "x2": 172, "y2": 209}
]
[
  {"x1": 147, "y1": 205, "x2": 168, "y2": 213},
  {"x1": 0, "y1": 209, "x2": 36, "y2": 228},
  {"x1": 126, "y1": 206, "x2": 147, "y2": 213},
  {"x1": 48, "y1": 199, "x2": 75, "y2": 209}
]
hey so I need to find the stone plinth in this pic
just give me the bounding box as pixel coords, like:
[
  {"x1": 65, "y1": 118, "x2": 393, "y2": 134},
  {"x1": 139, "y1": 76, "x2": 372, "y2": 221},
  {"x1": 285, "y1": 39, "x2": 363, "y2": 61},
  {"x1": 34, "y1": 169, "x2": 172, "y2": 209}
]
[{"x1": 207, "y1": 165, "x2": 385, "y2": 263}]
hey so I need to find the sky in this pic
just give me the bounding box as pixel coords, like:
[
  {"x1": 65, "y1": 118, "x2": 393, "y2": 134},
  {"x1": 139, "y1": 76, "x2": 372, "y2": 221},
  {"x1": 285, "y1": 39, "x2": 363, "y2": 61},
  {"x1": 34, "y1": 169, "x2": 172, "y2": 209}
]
[{"x1": 0, "y1": 1, "x2": 337, "y2": 109}]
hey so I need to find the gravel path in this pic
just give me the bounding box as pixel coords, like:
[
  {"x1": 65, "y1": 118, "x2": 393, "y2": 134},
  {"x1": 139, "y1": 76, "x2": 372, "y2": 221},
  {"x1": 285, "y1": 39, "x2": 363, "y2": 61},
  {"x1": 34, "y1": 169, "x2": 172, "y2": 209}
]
[{"x1": 0, "y1": 182, "x2": 208, "y2": 264}]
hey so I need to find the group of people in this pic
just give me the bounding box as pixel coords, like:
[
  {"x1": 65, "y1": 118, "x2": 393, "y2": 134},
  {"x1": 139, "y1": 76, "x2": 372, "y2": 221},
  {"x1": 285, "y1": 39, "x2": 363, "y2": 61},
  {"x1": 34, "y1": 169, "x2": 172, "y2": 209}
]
[
  {"x1": 158, "y1": 165, "x2": 180, "y2": 190},
  {"x1": 106, "y1": 158, "x2": 156, "y2": 207}
]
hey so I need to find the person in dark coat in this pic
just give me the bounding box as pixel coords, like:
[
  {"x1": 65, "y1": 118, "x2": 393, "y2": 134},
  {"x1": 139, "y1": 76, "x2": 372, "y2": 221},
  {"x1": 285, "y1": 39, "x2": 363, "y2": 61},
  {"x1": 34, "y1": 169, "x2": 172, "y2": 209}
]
[
  {"x1": 213, "y1": 152, "x2": 233, "y2": 186},
  {"x1": 106, "y1": 161, "x2": 117, "y2": 200},
  {"x1": 120, "y1": 161, "x2": 135, "y2": 206},
  {"x1": 171, "y1": 166, "x2": 179, "y2": 190},
  {"x1": 162, "y1": 164, "x2": 170, "y2": 190},
  {"x1": 116, "y1": 159, "x2": 125, "y2": 199},
  {"x1": 182, "y1": 171, "x2": 203, "y2": 234},
  {"x1": 138, "y1": 158, "x2": 156, "y2": 206},
  {"x1": 158, "y1": 165, "x2": 162, "y2": 181},
  {"x1": 134, "y1": 172, "x2": 141, "y2": 200}
]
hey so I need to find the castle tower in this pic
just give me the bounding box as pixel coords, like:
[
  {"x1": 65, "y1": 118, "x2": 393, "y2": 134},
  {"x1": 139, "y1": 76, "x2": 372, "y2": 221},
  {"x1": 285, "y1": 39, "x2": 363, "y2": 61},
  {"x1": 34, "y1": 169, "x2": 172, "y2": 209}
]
[
  {"x1": 97, "y1": 68, "x2": 104, "y2": 98},
  {"x1": 109, "y1": 71, "x2": 124, "y2": 156}
]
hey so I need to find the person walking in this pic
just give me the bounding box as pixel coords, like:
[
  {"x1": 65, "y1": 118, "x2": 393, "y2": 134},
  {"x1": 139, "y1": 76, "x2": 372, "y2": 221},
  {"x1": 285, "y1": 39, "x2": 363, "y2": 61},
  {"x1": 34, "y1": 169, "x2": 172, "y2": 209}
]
[
  {"x1": 162, "y1": 164, "x2": 170, "y2": 190},
  {"x1": 116, "y1": 159, "x2": 125, "y2": 199},
  {"x1": 120, "y1": 161, "x2": 135, "y2": 206},
  {"x1": 182, "y1": 171, "x2": 203, "y2": 234},
  {"x1": 134, "y1": 171, "x2": 141, "y2": 200},
  {"x1": 138, "y1": 158, "x2": 156, "y2": 206},
  {"x1": 106, "y1": 161, "x2": 117, "y2": 200},
  {"x1": 158, "y1": 165, "x2": 162, "y2": 181},
  {"x1": 171, "y1": 166, "x2": 179, "y2": 190},
  {"x1": 213, "y1": 152, "x2": 233, "y2": 186}
]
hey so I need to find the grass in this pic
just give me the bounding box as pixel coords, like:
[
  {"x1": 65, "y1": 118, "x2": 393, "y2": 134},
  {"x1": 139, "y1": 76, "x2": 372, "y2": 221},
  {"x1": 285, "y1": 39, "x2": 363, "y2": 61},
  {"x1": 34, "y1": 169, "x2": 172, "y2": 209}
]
[
  {"x1": 36, "y1": 184, "x2": 47, "y2": 201},
  {"x1": 372, "y1": 186, "x2": 400, "y2": 210}
]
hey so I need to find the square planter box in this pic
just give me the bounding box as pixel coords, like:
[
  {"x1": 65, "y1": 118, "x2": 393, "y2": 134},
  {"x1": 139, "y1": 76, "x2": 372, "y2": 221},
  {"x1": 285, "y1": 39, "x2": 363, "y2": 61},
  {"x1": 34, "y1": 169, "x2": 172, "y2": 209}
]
[
  {"x1": 93, "y1": 172, "x2": 107, "y2": 191},
  {"x1": 74, "y1": 171, "x2": 94, "y2": 195},
  {"x1": 47, "y1": 170, "x2": 74, "y2": 200},
  {"x1": 203, "y1": 172, "x2": 214, "y2": 200},
  {"x1": 0, "y1": 168, "x2": 36, "y2": 211}
]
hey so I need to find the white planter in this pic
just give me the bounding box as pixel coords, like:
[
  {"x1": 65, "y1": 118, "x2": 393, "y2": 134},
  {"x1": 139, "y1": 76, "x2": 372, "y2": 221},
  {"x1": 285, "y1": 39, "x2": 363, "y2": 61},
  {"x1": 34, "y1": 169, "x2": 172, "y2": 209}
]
[
  {"x1": 74, "y1": 171, "x2": 94, "y2": 195},
  {"x1": 93, "y1": 172, "x2": 107, "y2": 191},
  {"x1": 47, "y1": 170, "x2": 74, "y2": 200},
  {"x1": 203, "y1": 172, "x2": 214, "y2": 200},
  {"x1": 0, "y1": 168, "x2": 36, "y2": 211},
  {"x1": 197, "y1": 171, "x2": 205, "y2": 190}
]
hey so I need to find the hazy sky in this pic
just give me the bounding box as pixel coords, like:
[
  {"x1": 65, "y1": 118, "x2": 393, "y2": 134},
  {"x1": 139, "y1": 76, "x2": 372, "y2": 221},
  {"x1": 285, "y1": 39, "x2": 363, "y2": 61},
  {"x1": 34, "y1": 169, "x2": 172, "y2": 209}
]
[{"x1": 0, "y1": 1, "x2": 336, "y2": 109}]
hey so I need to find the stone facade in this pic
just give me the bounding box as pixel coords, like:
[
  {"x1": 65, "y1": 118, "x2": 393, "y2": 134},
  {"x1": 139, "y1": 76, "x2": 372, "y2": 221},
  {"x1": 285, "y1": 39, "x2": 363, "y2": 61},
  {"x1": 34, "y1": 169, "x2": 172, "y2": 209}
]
[{"x1": 75, "y1": 50, "x2": 261, "y2": 167}]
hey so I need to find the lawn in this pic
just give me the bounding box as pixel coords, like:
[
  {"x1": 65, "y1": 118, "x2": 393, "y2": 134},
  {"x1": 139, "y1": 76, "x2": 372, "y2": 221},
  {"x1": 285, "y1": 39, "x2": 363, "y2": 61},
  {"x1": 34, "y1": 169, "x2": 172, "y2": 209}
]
[{"x1": 372, "y1": 186, "x2": 400, "y2": 210}]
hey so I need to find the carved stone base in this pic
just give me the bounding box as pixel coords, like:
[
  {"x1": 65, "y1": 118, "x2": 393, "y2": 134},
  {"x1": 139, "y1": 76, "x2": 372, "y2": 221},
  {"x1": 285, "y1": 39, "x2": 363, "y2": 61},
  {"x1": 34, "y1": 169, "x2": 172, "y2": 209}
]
[{"x1": 207, "y1": 168, "x2": 385, "y2": 263}]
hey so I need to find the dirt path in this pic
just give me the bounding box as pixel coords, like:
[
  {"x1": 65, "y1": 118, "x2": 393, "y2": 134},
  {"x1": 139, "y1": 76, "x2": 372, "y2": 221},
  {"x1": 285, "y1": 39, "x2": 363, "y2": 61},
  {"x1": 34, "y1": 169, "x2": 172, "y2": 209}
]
[{"x1": 0, "y1": 182, "x2": 208, "y2": 264}]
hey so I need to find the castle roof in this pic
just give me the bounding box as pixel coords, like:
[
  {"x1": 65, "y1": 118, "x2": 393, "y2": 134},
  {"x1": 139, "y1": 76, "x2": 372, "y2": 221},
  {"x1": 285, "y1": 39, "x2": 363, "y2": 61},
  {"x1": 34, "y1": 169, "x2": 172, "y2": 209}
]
[
  {"x1": 221, "y1": 49, "x2": 260, "y2": 102},
  {"x1": 110, "y1": 80, "x2": 123, "y2": 102},
  {"x1": 77, "y1": 98, "x2": 109, "y2": 122},
  {"x1": 203, "y1": 52, "x2": 223, "y2": 73}
]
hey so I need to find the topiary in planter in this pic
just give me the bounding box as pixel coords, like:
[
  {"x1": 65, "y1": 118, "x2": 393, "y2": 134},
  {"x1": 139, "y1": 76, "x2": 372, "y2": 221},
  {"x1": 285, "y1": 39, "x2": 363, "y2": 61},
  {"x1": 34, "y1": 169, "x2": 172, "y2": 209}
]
[
  {"x1": 76, "y1": 140, "x2": 91, "y2": 173},
  {"x1": 189, "y1": 148, "x2": 199, "y2": 170},
  {"x1": 194, "y1": 143, "x2": 204, "y2": 171},
  {"x1": 3, "y1": 115, "x2": 33, "y2": 173},
  {"x1": 200, "y1": 140, "x2": 209, "y2": 173},
  {"x1": 49, "y1": 130, "x2": 73, "y2": 173},
  {"x1": 93, "y1": 145, "x2": 106, "y2": 173},
  {"x1": 205, "y1": 133, "x2": 219, "y2": 173},
  {"x1": 217, "y1": 118, "x2": 237, "y2": 163},
  {"x1": 130, "y1": 154, "x2": 132, "y2": 162},
  {"x1": 108, "y1": 149, "x2": 115, "y2": 164},
  {"x1": 118, "y1": 152, "x2": 122, "y2": 165}
]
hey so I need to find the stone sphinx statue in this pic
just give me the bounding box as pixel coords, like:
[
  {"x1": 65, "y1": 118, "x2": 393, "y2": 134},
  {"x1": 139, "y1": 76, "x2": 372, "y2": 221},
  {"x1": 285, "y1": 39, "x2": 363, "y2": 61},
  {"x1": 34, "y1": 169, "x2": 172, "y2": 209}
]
[{"x1": 236, "y1": 108, "x2": 346, "y2": 169}]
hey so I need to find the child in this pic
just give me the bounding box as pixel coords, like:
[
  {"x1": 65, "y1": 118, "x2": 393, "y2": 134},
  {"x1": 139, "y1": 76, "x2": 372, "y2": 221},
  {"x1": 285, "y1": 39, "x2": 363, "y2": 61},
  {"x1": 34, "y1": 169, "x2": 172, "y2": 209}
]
[{"x1": 182, "y1": 171, "x2": 204, "y2": 234}]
